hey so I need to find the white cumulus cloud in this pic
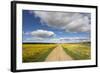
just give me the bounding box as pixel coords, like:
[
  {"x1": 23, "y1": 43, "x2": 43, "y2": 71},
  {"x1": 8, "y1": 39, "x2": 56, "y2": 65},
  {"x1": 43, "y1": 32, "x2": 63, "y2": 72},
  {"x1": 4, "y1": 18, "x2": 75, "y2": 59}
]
[
  {"x1": 31, "y1": 29, "x2": 55, "y2": 38},
  {"x1": 33, "y1": 11, "x2": 91, "y2": 32},
  {"x1": 25, "y1": 29, "x2": 55, "y2": 39}
]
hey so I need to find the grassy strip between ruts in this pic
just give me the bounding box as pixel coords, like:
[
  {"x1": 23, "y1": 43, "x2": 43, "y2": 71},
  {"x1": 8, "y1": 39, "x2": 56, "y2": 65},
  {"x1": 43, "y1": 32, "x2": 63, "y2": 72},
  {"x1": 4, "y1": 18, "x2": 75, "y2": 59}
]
[
  {"x1": 23, "y1": 44, "x2": 56, "y2": 62},
  {"x1": 62, "y1": 44, "x2": 91, "y2": 60}
]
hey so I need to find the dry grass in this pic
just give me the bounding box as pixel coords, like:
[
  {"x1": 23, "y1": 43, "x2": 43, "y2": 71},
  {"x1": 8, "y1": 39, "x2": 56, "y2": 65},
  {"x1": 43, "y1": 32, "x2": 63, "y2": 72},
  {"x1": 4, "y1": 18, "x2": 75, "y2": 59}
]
[
  {"x1": 61, "y1": 43, "x2": 91, "y2": 60},
  {"x1": 22, "y1": 44, "x2": 57, "y2": 62}
]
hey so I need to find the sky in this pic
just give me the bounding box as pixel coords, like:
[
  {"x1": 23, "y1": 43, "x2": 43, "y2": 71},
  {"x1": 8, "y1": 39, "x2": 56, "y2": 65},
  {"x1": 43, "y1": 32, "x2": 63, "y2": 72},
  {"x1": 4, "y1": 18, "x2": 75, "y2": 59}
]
[{"x1": 22, "y1": 10, "x2": 91, "y2": 43}]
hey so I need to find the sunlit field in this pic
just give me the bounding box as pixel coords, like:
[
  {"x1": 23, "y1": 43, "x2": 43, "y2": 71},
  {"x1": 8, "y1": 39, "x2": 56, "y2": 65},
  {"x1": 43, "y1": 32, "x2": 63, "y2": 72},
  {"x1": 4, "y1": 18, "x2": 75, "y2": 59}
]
[
  {"x1": 22, "y1": 42, "x2": 91, "y2": 63},
  {"x1": 22, "y1": 43, "x2": 57, "y2": 62},
  {"x1": 62, "y1": 42, "x2": 91, "y2": 60}
]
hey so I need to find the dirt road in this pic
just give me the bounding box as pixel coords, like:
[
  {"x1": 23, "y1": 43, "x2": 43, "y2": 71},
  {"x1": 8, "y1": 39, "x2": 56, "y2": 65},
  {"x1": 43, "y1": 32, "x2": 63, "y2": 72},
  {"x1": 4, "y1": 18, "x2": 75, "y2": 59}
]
[{"x1": 45, "y1": 45, "x2": 73, "y2": 61}]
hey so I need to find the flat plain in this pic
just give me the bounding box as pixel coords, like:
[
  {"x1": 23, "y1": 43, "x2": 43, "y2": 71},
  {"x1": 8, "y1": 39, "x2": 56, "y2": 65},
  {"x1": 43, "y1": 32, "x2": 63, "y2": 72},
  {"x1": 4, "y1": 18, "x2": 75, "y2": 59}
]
[{"x1": 22, "y1": 42, "x2": 91, "y2": 63}]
